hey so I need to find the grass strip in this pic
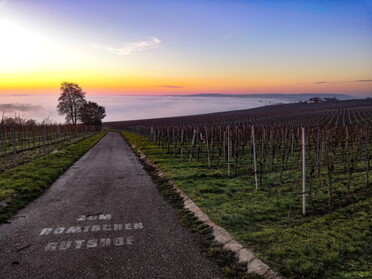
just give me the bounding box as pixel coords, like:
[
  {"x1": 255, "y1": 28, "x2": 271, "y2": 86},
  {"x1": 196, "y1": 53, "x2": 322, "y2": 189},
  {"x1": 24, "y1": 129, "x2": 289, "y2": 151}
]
[
  {"x1": 122, "y1": 131, "x2": 372, "y2": 279},
  {"x1": 0, "y1": 134, "x2": 97, "y2": 173},
  {"x1": 0, "y1": 132, "x2": 106, "y2": 222},
  {"x1": 121, "y1": 131, "x2": 257, "y2": 279}
]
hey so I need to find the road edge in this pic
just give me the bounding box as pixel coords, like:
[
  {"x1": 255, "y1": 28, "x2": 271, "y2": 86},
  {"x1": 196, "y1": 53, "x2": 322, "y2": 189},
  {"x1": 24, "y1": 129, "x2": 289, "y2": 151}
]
[{"x1": 127, "y1": 140, "x2": 283, "y2": 279}]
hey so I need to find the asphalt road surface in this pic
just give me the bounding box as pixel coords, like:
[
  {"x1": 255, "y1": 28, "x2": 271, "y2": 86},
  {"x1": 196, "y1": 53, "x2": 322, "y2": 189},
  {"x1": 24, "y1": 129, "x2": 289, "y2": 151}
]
[{"x1": 0, "y1": 132, "x2": 224, "y2": 279}]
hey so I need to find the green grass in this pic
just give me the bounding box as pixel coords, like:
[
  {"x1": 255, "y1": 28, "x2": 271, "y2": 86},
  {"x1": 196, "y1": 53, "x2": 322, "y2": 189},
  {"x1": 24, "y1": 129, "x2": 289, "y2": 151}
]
[
  {"x1": 123, "y1": 131, "x2": 372, "y2": 279},
  {"x1": 125, "y1": 133, "x2": 255, "y2": 278},
  {"x1": 0, "y1": 132, "x2": 106, "y2": 222},
  {"x1": 0, "y1": 133, "x2": 97, "y2": 173}
]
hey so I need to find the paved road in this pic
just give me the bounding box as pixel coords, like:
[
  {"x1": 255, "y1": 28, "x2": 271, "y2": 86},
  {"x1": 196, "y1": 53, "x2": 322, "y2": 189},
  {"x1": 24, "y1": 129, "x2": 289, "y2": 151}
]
[{"x1": 0, "y1": 132, "x2": 224, "y2": 279}]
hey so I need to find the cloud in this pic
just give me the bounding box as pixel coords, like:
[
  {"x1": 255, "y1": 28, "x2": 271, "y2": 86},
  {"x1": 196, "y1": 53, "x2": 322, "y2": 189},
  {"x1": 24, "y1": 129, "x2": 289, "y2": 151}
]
[
  {"x1": 92, "y1": 37, "x2": 161, "y2": 55},
  {"x1": 0, "y1": 103, "x2": 42, "y2": 112},
  {"x1": 353, "y1": 79, "x2": 372, "y2": 82},
  {"x1": 158, "y1": 85, "x2": 184, "y2": 89},
  {"x1": 315, "y1": 79, "x2": 372, "y2": 84},
  {"x1": 10, "y1": 94, "x2": 32, "y2": 96},
  {"x1": 98, "y1": 95, "x2": 292, "y2": 121}
]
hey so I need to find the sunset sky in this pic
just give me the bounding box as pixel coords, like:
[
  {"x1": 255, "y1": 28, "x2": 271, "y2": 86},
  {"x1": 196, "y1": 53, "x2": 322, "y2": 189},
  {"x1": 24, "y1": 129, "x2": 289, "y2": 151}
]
[{"x1": 0, "y1": 0, "x2": 371, "y2": 96}]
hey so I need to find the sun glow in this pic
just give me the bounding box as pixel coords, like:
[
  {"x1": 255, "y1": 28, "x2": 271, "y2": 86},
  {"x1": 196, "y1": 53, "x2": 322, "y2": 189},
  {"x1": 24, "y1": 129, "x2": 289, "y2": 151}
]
[
  {"x1": 0, "y1": 19, "x2": 85, "y2": 74},
  {"x1": 0, "y1": 19, "x2": 49, "y2": 72}
]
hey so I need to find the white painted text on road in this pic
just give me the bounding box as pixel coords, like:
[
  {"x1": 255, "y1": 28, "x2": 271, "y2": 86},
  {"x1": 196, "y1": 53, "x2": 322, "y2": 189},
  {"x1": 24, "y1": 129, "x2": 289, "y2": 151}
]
[
  {"x1": 44, "y1": 237, "x2": 135, "y2": 251},
  {"x1": 39, "y1": 223, "x2": 144, "y2": 236}
]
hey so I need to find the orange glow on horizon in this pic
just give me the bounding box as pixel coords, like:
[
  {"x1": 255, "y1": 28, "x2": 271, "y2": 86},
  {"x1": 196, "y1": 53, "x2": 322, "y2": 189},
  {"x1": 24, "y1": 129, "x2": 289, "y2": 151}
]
[
  {"x1": 0, "y1": 2, "x2": 370, "y2": 98},
  {"x1": 1, "y1": 69, "x2": 371, "y2": 96}
]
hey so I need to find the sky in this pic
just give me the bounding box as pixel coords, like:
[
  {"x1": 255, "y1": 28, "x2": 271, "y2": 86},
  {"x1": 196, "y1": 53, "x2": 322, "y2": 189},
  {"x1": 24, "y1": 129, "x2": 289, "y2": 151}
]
[
  {"x1": 0, "y1": 0, "x2": 371, "y2": 95},
  {"x1": 0, "y1": 0, "x2": 371, "y2": 121}
]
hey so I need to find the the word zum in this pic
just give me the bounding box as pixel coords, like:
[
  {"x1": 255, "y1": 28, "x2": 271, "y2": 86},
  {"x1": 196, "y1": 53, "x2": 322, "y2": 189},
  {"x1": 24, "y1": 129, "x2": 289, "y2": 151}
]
[{"x1": 76, "y1": 214, "x2": 111, "y2": 221}]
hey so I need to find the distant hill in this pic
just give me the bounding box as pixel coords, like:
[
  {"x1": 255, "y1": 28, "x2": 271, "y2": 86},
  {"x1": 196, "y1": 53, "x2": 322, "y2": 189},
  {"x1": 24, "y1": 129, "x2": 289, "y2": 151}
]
[
  {"x1": 105, "y1": 98, "x2": 371, "y2": 128},
  {"x1": 171, "y1": 93, "x2": 353, "y2": 102}
]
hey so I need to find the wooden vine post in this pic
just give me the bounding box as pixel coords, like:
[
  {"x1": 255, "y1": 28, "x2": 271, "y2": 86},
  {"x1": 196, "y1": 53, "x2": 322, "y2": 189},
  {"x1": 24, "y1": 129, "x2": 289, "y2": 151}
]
[
  {"x1": 189, "y1": 129, "x2": 196, "y2": 162},
  {"x1": 205, "y1": 126, "x2": 211, "y2": 167},
  {"x1": 180, "y1": 128, "x2": 184, "y2": 159},
  {"x1": 0, "y1": 122, "x2": 4, "y2": 155},
  {"x1": 365, "y1": 129, "x2": 370, "y2": 188},
  {"x1": 11, "y1": 120, "x2": 17, "y2": 166},
  {"x1": 227, "y1": 126, "x2": 231, "y2": 177},
  {"x1": 251, "y1": 126, "x2": 258, "y2": 190},
  {"x1": 302, "y1": 127, "x2": 306, "y2": 216},
  {"x1": 42, "y1": 125, "x2": 47, "y2": 154}
]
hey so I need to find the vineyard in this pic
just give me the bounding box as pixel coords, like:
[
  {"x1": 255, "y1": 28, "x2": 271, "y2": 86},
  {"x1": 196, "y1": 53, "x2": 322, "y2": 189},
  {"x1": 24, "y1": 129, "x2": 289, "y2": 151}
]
[
  {"x1": 107, "y1": 98, "x2": 372, "y2": 278},
  {"x1": 0, "y1": 117, "x2": 100, "y2": 171},
  {"x1": 106, "y1": 99, "x2": 372, "y2": 214}
]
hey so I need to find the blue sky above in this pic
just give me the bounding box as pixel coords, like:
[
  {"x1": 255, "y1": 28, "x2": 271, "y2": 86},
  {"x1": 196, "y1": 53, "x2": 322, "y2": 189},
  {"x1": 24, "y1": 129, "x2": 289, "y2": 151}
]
[{"x1": 0, "y1": 0, "x2": 371, "y2": 96}]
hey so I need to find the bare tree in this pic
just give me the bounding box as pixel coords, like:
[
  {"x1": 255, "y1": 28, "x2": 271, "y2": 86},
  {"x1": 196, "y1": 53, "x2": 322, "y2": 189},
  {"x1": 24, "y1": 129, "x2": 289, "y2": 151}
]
[
  {"x1": 57, "y1": 82, "x2": 86, "y2": 124},
  {"x1": 78, "y1": 101, "x2": 106, "y2": 126}
]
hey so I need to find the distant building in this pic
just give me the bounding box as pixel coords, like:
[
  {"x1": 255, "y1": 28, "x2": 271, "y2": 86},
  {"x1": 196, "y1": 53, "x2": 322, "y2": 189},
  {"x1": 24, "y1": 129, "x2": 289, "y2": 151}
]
[{"x1": 306, "y1": 97, "x2": 338, "y2": 104}]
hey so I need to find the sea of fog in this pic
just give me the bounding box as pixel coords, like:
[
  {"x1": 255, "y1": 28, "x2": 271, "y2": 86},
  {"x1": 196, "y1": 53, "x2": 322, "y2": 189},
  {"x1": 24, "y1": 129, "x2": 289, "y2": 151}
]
[{"x1": 0, "y1": 94, "x2": 314, "y2": 123}]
